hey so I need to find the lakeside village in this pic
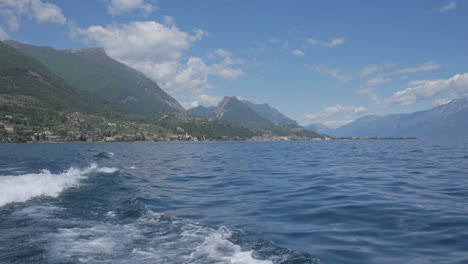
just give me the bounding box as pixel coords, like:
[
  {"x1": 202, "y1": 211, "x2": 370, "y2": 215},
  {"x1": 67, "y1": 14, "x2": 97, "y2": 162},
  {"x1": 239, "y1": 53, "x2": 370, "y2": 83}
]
[
  {"x1": 0, "y1": 112, "x2": 417, "y2": 143},
  {"x1": 0, "y1": 112, "x2": 330, "y2": 143}
]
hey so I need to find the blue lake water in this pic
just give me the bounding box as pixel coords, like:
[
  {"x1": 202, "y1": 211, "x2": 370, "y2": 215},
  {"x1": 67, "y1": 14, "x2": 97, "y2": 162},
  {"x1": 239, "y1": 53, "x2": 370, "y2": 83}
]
[{"x1": 0, "y1": 140, "x2": 467, "y2": 263}]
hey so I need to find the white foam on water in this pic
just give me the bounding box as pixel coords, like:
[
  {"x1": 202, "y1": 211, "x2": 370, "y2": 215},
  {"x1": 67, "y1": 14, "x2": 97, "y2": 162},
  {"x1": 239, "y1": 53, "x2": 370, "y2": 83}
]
[
  {"x1": 48, "y1": 213, "x2": 272, "y2": 264},
  {"x1": 0, "y1": 163, "x2": 118, "y2": 207},
  {"x1": 105, "y1": 211, "x2": 117, "y2": 218},
  {"x1": 186, "y1": 226, "x2": 272, "y2": 264}
]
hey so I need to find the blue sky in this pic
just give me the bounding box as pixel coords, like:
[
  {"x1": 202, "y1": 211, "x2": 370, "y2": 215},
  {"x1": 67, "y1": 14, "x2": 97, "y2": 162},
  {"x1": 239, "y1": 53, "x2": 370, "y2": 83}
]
[{"x1": 0, "y1": 0, "x2": 467, "y2": 127}]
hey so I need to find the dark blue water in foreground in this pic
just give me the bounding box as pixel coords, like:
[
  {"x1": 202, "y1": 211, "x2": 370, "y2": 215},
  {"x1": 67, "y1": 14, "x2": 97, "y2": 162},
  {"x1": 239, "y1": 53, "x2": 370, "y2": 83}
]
[{"x1": 0, "y1": 140, "x2": 467, "y2": 263}]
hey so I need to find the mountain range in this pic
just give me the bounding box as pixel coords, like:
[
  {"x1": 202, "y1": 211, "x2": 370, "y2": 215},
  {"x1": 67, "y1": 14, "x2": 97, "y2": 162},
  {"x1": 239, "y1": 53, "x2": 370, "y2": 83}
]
[
  {"x1": 317, "y1": 98, "x2": 468, "y2": 138},
  {"x1": 1, "y1": 39, "x2": 466, "y2": 141},
  {"x1": 188, "y1": 96, "x2": 299, "y2": 127},
  {"x1": 0, "y1": 40, "x2": 320, "y2": 141}
]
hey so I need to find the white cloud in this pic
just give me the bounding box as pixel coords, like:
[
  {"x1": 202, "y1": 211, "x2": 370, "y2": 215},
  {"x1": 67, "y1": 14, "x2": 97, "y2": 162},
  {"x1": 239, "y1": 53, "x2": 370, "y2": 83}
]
[
  {"x1": 292, "y1": 49, "x2": 305, "y2": 57},
  {"x1": 0, "y1": 0, "x2": 66, "y2": 31},
  {"x1": 73, "y1": 21, "x2": 243, "y2": 100},
  {"x1": 300, "y1": 105, "x2": 367, "y2": 128},
  {"x1": 306, "y1": 38, "x2": 317, "y2": 45},
  {"x1": 196, "y1": 94, "x2": 223, "y2": 106},
  {"x1": 30, "y1": 0, "x2": 66, "y2": 25},
  {"x1": 323, "y1": 37, "x2": 345, "y2": 47},
  {"x1": 163, "y1": 15, "x2": 175, "y2": 26},
  {"x1": 309, "y1": 65, "x2": 352, "y2": 82},
  {"x1": 385, "y1": 72, "x2": 468, "y2": 105},
  {"x1": 104, "y1": 0, "x2": 155, "y2": 16},
  {"x1": 0, "y1": 26, "x2": 8, "y2": 40},
  {"x1": 72, "y1": 21, "x2": 201, "y2": 62},
  {"x1": 440, "y1": 1, "x2": 457, "y2": 12},
  {"x1": 213, "y1": 65, "x2": 244, "y2": 79},
  {"x1": 359, "y1": 76, "x2": 392, "y2": 94},
  {"x1": 359, "y1": 63, "x2": 395, "y2": 77},
  {"x1": 212, "y1": 48, "x2": 232, "y2": 58},
  {"x1": 393, "y1": 61, "x2": 440, "y2": 75}
]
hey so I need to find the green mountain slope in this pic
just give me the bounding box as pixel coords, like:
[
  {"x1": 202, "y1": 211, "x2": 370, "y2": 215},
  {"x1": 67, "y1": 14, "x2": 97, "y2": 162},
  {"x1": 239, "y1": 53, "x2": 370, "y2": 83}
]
[
  {"x1": 241, "y1": 100, "x2": 299, "y2": 126},
  {"x1": 5, "y1": 40, "x2": 184, "y2": 116},
  {"x1": 0, "y1": 41, "x2": 105, "y2": 112},
  {"x1": 214, "y1": 96, "x2": 272, "y2": 126},
  {"x1": 187, "y1": 105, "x2": 216, "y2": 118}
]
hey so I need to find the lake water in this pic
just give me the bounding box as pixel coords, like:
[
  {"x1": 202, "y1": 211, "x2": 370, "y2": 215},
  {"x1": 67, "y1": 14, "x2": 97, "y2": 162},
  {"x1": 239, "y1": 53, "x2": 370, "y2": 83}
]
[{"x1": 0, "y1": 140, "x2": 467, "y2": 263}]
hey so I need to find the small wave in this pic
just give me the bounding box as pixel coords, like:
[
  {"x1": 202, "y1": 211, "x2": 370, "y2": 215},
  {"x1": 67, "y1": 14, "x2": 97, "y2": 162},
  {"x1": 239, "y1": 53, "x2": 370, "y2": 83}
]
[
  {"x1": 0, "y1": 164, "x2": 118, "y2": 207},
  {"x1": 94, "y1": 152, "x2": 115, "y2": 159}
]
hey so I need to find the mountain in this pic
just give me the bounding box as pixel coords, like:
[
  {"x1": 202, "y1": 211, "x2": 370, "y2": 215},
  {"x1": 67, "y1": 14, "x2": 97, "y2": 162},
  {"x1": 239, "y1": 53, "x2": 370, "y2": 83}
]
[
  {"x1": 214, "y1": 96, "x2": 272, "y2": 125},
  {"x1": 331, "y1": 98, "x2": 468, "y2": 138},
  {"x1": 0, "y1": 41, "x2": 104, "y2": 112},
  {"x1": 306, "y1": 123, "x2": 332, "y2": 135},
  {"x1": 5, "y1": 40, "x2": 184, "y2": 116},
  {"x1": 187, "y1": 105, "x2": 216, "y2": 118},
  {"x1": 241, "y1": 100, "x2": 299, "y2": 126},
  {"x1": 187, "y1": 97, "x2": 300, "y2": 127}
]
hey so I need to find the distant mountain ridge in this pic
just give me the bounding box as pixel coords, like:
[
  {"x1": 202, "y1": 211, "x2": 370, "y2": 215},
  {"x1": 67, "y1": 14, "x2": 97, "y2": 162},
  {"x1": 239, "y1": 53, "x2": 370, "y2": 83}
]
[
  {"x1": 214, "y1": 96, "x2": 272, "y2": 125},
  {"x1": 188, "y1": 96, "x2": 299, "y2": 127},
  {"x1": 5, "y1": 40, "x2": 184, "y2": 116},
  {"x1": 306, "y1": 123, "x2": 333, "y2": 135},
  {"x1": 330, "y1": 98, "x2": 468, "y2": 138},
  {"x1": 241, "y1": 100, "x2": 299, "y2": 126}
]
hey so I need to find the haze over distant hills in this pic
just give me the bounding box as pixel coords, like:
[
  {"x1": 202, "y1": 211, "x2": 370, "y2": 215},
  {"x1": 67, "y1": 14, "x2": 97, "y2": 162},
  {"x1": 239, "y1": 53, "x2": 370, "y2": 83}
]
[{"x1": 322, "y1": 98, "x2": 468, "y2": 138}]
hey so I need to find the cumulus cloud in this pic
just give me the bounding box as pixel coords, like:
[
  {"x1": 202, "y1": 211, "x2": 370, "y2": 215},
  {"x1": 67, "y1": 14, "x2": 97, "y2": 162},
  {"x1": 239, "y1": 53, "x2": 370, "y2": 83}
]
[
  {"x1": 72, "y1": 21, "x2": 203, "y2": 62},
  {"x1": 385, "y1": 73, "x2": 468, "y2": 105},
  {"x1": 300, "y1": 105, "x2": 367, "y2": 128},
  {"x1": 439, "y1": 1, "x2": 457, "y2": 12},
  {"x1": 104, "y1": 0, "x2": 155, "y2": 16},
  {"x1": 292, "y1": 49, "x2": 305, "y2": 57},
  {"x1": 0, "y1": 0, "x2": 66, "y2": 31},
  {"x1": 323, "y1": 37, "x2": 345, "y2": 47},
  {"x1": 0, "y1": 26, "x2": 8, "y2": 40},
  {"x1": 72, "y1": 20, "x2": 244, "y2": 100},
  {"x1": 30, "y1": 0, "x2": 66, "y2": 24}
]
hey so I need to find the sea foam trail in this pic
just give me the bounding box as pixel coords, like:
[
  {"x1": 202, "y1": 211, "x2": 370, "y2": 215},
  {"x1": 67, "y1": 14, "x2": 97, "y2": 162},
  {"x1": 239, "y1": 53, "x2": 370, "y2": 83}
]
[
  {"x1": 0, "y1": 164, "x2": 118, "y2": 207},
  {"x1": 49, "y1": 213, "x2": 272, "y2": 264}
]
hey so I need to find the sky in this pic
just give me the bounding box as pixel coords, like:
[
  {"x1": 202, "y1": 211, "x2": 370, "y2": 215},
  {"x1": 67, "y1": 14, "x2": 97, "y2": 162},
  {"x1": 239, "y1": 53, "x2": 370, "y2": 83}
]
[{"x1": 0, "y1": 0, "x2": 467, "y2": 128}]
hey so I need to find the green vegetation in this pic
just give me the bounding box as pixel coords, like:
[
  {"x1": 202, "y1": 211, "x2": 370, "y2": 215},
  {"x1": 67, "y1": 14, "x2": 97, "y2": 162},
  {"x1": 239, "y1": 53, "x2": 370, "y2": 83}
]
[
  {"x1": 0, "y1": 40, "x2": 325, "y2": 143},
  {"x1": 5, "y1": 41, "x2": 184, "y2": 116}
]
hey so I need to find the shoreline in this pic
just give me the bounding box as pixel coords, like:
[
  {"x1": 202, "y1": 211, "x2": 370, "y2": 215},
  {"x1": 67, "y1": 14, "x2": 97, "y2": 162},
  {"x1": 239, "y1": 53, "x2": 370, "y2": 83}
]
[{"x1": 0, "y1": 137, "x2": 418, "y2": 144}]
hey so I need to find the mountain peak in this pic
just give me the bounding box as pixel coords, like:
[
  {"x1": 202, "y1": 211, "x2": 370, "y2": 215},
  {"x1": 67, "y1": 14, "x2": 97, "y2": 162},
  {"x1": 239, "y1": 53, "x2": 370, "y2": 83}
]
[{"x1": 215, "y1": 96, "x2": 241, "y2": 119}]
